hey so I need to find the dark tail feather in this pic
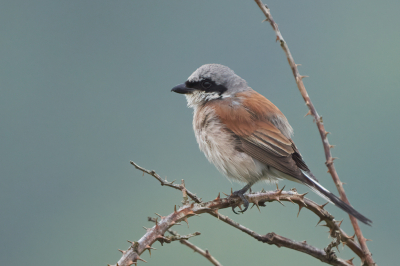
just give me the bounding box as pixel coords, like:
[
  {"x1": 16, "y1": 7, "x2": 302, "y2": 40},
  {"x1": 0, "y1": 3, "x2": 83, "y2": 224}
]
[{"x1": 303, "y1": 173, "x2": 372, "y2": 226}]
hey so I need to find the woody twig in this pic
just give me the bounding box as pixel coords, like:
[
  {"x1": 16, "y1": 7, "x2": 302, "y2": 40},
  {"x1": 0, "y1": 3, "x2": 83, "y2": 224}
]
[
  {"x1": 254, "y1": 1, "x2": 374, "y2": 265},
  {"x1": 107, "y1": 162, "x2": 361, "y2": 266},
  {"x1": 148, "y1": 217, "x2": 222, "y2": 266}
]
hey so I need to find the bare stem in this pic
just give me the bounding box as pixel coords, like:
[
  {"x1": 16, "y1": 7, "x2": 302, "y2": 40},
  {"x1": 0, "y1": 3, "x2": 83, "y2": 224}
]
[
  {"x1": 253, "y1": 1, "x2": 374, "y2": 265},
  {"x1": 208, "y1": 211, "x2": 352, "y2": 266},
  {"x1": 149, "y1": 217, "x2": 222, "y2": 266},
  {"x1": 130, "y1": 161, "x2": 202, "y2": 203},
  {"x1": 109, "y1": 162, "x2": 364, "y2": 266}
]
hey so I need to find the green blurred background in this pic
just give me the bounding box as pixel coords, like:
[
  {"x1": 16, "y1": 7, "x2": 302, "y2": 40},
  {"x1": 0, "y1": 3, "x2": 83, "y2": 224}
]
[{"x1": 1, "y1": 0, "x2": 399, "y2": 265}]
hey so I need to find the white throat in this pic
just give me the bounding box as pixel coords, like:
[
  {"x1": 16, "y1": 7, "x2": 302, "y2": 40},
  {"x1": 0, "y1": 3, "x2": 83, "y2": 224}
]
[{"x1": 185, "y1": 91, "x2": 221, "y2": 109}]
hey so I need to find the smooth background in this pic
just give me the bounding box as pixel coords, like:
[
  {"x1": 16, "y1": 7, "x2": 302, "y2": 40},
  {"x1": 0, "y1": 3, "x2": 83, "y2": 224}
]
[{"x1": 1, "y1": 1, "x2": 399, "y2": 265}]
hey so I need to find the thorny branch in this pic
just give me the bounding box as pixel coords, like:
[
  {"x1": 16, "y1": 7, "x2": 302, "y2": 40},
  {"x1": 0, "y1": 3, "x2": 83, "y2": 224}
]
[
  {"x1": 148, "y1": 217, "x2": 222, "y2": 266},
  {"x1": 108, "y1": 163, "x2": 361, "y2": 266},
  {"x1": 130, "y1": 161, "x2": 202, "y2": 203},
  {"x1": 253, "y1": 1, "x2": 374, "y2": 265}
]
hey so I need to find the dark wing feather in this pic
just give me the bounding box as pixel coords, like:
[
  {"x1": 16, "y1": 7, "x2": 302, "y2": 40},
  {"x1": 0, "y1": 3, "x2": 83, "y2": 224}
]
[{"x1": 238, "y1": 121, "x2": 305, "y2": 180}]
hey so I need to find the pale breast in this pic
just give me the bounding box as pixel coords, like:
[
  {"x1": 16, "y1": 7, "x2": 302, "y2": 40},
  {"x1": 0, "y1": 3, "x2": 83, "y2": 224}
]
[{"x1": 193, "y1": 105, "x2": 266, "y2": 183}]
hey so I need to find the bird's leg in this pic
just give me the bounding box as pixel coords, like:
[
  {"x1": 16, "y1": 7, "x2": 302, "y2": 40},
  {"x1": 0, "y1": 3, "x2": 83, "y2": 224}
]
[{"x1": 231, "y1": 182, "x2": 253, "y2": 214}]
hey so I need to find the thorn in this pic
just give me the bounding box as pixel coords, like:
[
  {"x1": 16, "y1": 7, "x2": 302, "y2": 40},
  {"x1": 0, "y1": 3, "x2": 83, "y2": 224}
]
[
  {"x1": 275, "y1": 35, "x2": 280, "y2": 42},
  {"x1": 324, "y1": 131, "x2": 330, "y2": 137},
  {"x1": 261, "y1": 188, "x2": 266, "y2": 193},
  {"x1": 183, "y1": 217, "x2": 189, "y2": 228},
  {"x1": 329, "y1": 145, "x2": 335, "y2": 149},
  {"x1": 136, "y1": 256, "x2": 147, "y2": 263},
  {"x1": 127, "y1": 240, "x2": 135, "y2": 245},
  {"x1": 298, "y1": 193, "x2": 308, "y2": 206},
  {"x1": 327, "y1": 169, "x2": 331, "y2": 173},
  {"x1": 304, "y1": 110, "x2": 312, "y2": 117},
  {"x1": 231, "y1": 188, "x2": 233, "y2": 195},
  {"x1": 276, "y1": 185, "x2": 285, "y2": 196},
  {"x1": 300, "y1": 75, "x2": 309, "y2": 79},
  {"x1": 155, "y1": 213, "x2": 165, "y2": 219},
  {"x1": 365, "y1": 239, "x2": 372, "y2": 242},
  {"x1": 118, "y1": 249, "x2": 126, "y2": 254},
  {"x1": 145, "y1": 245, "x2": 156, "y2": 257},
  {"x1": 336, "y1": 219, "x2": 343, "y2": 228},
  {"x1": 276, "y1": 199, "x2": 285, "y2": 206},
  {"x1": 299, "y1": 192, "x2": 308, "y2": 199},
  {"x1": 296, "y1": 64, "x2": 302, "y2": 67},
  {"x1": 143, "y1": 226, "x2": 149, "y2": 231},
  {"x1": 342, "y1": 233, "x2": 356, "y2": 243},
  {"x1": 262, "y1": 18, "x2": 268, "y2": 22},
  {"x1": 170, "y1": 179, "x2": 176, "y2": 184},
  {"x1": 155, "y1": 218, "x2": 159, "y2": 229},
  {"x1": 345, "y1": 257, "x2": 354, "y2": 265},
  {"x1": 237, "y1": 204, "x2": 243, "y2": 211},
  {"x1": 302, "y1": 240, "x2": 307, "y2": 244},
  {"x1": 222, "y1": 192, "x2": 229, "y2": 197},
  {"x1": 297, "y1": 204, "x2": 304, "y2": 217},
  {"x1": 251, "y1": 201, "x2": 261, "y2": 212},
  {"x1": 275, "y1": 183, "x2": 279, "y2": 190},
  {"x1": 319, "y1": 222, "x2": 329, "y2": 228},
  {"x1": 316, "y1": 218, "x2": 324, "y2": 226},
  {"x1": 319, "y1": 202, "x2": 329, "y2": 209},
  {"x1": 215, "y1": 193, "x2": 220, "y2": 201},
  {"x1": 174, "y1": 205, "x2": 177, "y2": 213}
]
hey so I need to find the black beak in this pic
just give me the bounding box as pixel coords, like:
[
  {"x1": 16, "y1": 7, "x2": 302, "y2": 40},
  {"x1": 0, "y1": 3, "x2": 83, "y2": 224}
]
[{"x1": 171, "y1": 83, "x2": 194, "y2": 94}]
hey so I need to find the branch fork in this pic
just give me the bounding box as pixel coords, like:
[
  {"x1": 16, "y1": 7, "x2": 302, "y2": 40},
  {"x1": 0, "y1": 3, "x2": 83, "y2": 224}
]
[{"x1": 109, "y1": 163, "x2": 365, "y2": 266}]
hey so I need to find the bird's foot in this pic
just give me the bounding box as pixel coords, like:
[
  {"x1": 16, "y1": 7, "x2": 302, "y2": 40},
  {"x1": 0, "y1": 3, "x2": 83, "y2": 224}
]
[{"x1": 231, "y1": 187, "x2": 250, "y2": 214}]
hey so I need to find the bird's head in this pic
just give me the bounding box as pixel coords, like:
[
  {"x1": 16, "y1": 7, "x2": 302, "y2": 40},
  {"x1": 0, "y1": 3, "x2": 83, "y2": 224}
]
[{"x1": 171, "y1": 64, "x2": 248, "y2": 108}]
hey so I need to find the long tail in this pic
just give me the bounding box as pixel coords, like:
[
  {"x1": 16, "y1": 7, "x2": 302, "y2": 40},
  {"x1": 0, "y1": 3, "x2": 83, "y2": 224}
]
[{"x1": 302, "y1": 172, "x2": 372, "y2": 226}]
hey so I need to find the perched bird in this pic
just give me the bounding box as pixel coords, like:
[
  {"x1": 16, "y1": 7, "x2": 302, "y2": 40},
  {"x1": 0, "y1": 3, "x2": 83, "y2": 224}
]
[{"x1": 171, "y1": 64, "x2": 371, "y2": 225}]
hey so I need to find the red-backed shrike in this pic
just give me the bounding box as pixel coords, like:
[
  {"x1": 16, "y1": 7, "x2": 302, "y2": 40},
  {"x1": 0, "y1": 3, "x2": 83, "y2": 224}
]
[{"x1": 172, "y1": 64, "x2": 371, "y2": 225}]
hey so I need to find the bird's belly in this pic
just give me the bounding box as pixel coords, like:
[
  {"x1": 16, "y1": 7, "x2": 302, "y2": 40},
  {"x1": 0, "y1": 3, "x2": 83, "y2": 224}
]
[{"x1": 195, "y1": 126, "x2": 266, "y2": 184}]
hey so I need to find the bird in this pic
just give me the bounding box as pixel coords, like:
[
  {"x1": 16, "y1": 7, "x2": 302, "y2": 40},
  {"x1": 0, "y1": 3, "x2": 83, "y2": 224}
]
[{"x1": 171, "y1": 64, "x2": 371, "y2": 225}]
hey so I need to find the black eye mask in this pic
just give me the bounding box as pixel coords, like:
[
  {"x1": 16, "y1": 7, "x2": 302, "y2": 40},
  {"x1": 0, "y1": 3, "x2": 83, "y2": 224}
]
[{"x1": 185, "y1": 79, "x2": 228, "y2": 96}]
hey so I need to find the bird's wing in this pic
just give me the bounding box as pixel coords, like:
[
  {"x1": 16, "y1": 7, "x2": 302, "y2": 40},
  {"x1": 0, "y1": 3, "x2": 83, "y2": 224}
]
[
  {"x1": 210, "y1": 90, "x2": 316, "y2": 182},
  {"x1": 239, "y1": 121, "x2": 312, "y2": 180}
]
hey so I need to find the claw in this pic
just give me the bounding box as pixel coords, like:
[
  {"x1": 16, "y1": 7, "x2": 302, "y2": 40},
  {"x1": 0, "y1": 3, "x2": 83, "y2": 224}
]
[{"x1": 231, "y1": 188, "x2": 250, "y2": 214}]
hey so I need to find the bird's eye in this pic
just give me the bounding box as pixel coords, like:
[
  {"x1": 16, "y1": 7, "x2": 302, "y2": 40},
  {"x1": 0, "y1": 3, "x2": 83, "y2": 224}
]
[{"x1": 201, "y1": 80, "x2": 212, "y2": 89}]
